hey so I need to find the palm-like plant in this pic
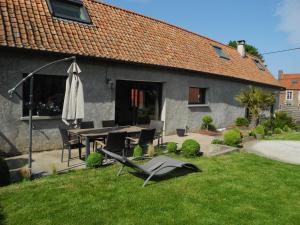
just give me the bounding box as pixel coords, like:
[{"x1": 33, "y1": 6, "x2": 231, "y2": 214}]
[{"x1": 235, "y1": 86, "x2": 275, "y2": 127}]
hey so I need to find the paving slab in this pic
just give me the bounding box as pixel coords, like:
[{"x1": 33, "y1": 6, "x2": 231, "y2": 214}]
[
  {"x1": 5, "y1": 132, "x2": 216, "y2": 182},
  {"x1": 163, "y1": 132, "x2": 217, "y2": 155},
  {"x1": 244, "y1": 140, "x2": 300, "y2": 165}
]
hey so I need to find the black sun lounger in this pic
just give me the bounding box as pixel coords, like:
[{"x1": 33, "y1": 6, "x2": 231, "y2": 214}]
[{"x1": 99, "y1": 148, "x2": 200, "y2": 187}]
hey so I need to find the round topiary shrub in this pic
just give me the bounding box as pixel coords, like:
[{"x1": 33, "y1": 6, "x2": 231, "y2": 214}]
[
  {"x1": 235, "y1": 117, "x2": 249, "y2": 127},
  {"x1": 211, "y1": 139, "x2": 223, "y2": 145},
  {"x1": 181, "y1": 139, "x2": 201, "y2": 158},
  {"x1": 133, "y1": 145, "x2": 143, "y2": 158},
  {"x1": 166, "y1": 142, "x2": 177, "y2": 153},
  {"x1": 0, "y1": 157, "x2": 10, "y2": 187},
  {"x1": 255, "y1": 124, "x2": 265, "y2": 136},
  {"x1": 274, "y1": 127, "x2": 282, "y2": 134},
  {"x1": 223, "y1": 129, "x2": 241, "y2": 147},
  {"x1": 87, "y1": 152, "x2": 103, "y2": 168},
  {"x1": 266, "y1": 130, "x2": 273, "y2": 136},
  {"x1": 282, "y1": 125, "x2": 290, "y2": 132}
]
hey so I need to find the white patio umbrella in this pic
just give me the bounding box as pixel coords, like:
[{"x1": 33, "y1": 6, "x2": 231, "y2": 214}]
[{"x1": 62, "y1": 62, "x2": 84, "y2": 126}]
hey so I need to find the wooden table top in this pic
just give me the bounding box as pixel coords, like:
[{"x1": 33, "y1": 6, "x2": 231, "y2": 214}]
[{"x1": 68, "y1": 125, "x2": 144, "y2": 138}]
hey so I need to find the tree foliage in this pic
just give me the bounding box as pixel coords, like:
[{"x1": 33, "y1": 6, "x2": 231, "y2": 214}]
[
  {"x1": 228, "y1": 40, "x2": 264, "y2": 63},
  {"x1": 235, "y1": 86, "x2": 275, "y2": 127}
]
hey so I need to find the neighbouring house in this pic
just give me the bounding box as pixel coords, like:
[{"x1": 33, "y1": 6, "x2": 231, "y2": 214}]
[
  {"x1": 278, "y1": 71, "x2": 300, "y2": 122},
  {"x1": 0, "y1": 0, "x2": 282, "y2": 155}
]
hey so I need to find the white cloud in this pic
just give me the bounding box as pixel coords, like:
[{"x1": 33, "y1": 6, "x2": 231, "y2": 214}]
[{"x1": 276, "y1": 0, "x2": 300, "y2": 44}]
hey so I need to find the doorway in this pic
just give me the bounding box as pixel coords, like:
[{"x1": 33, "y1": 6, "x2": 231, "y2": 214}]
[{"x1": 115, "y1": 80, "x2": 162, "y2": 126}]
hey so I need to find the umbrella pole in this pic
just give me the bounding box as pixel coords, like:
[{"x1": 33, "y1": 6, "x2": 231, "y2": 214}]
[
  {"x1": 28, "y1": 76, "x2": 34, "y2": 169},
  {"x1": 7, "y1": 56, "x2": 77, "y2": 173}
]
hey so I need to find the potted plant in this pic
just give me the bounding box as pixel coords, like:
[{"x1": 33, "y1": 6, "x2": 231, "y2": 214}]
[
  {"x1": 36, "y1": 101, "x2": 61, "y2": 116},
  {"x1": 176, "y1": 128, "x2": 185, "y2": 137}
]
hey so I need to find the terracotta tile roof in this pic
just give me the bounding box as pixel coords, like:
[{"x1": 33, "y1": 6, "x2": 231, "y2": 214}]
[
  {"x1": 0, "y1": 0, "x2": 281, "y2": 87},
  {"x1": 279, "y1": 74, "x2": 300, "y2": 89}
]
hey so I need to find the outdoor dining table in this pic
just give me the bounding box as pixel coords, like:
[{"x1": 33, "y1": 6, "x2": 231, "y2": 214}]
[{"x1": 68, "y1": 125, "x2": 144, "y2": 166}]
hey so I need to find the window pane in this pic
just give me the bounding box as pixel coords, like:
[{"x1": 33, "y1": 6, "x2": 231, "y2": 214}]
[
  {"x1": 213, "y1": 46, "x2": 229, "y2": 59},
  {"x1": 188, "y1": 87, "x2": 206, "y2": 104},
  {"x1": 292, "y1": 80, "x2": 298, "y2": 84},
  {"x1": 50, "y1": 0, "x2": 90, "y2": 23},
  {"x1": 286, "y1": 91, "x2": 293, "y2": 100},
  {"x1": 23, "y1": 75, "x2": 67, "y2": 116}
]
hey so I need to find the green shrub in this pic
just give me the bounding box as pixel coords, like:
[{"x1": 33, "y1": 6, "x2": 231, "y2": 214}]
[
  {"x1": 266, "y1": 130, "x2": 273, "y2": 136},
  {"x1": 261, "y1": 119, "x2": 273, "y2": 133},
  {"x1": 0, "y1": 157, "x2": 10, "y2": 187},
  {"x1": 255, "y1": 124, "x2": 265, "y2": 136},
  {"x1": 261, "y1": 112, "x2": 296, "y2": 132},
  {"x1": 87, "y1": 153, "x2": 103, "y2": 168},
  {"x1": 274, "y1": 111, "x2": 296, "y2": 129},
  {"x1": 207, "y1": 124, "x2": 217, "y2": 131},
  {"x1": 235, "y1": 117, "x2": 249, "y2": 127},
  {"x1": 282, "y1": 125, "x2": 290, "y2": 132},
  {"x1": 133, "y1": 145, "x2": 143, "y2": 158},
  {"x1": 248, "y1": 130, "x2": 256, "y2": 137},
  {"x1": 211, "y1": 139, "x2": 223, "y2": 145},
  {"x1": 181, "y1": 139, "x2": 201, "y2": 158},
  {"x1": 201, "y1": 115, "x2": 213, "y2": 130},
  {"x1": 274, "y1": 127, "x2": 282, "y2": 134},
  {"x1": 147, "y1": 144, "x2": 155, "y2": 157},
  {"x1": 166, "y1": 142, "x2": 177, "y2": 153},
  {"x1": 223, "y1": 129, "x2": 241, "y2": 147}
]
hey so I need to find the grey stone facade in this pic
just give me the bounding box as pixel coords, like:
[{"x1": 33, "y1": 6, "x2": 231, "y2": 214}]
[{"x1": 0, "y1": 49, "x2": 280, "y2": 155}]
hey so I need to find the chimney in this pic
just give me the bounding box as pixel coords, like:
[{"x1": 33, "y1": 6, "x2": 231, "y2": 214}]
[
  {"x1": 237, "y1": 40, "x2": 246, "y2": 57},
  {"x1": 278, "y1": 70, "x2": 284, "y2": 80}
]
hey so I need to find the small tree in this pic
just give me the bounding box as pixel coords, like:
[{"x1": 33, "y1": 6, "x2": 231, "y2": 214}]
[
  {"x1": 201, "y1": 115, "x2": 213, "y2": 130},
  {"x1": 235, "y1": 86, "x2": 275, "y2": 128}
]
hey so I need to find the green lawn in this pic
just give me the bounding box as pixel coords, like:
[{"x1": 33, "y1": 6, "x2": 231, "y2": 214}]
[
  {"x1": 1, "y1": 152, "x2": 300, "y2": 225},
  {"x1": 265, "y1": 132, "x2": 300, "y2": 141}
]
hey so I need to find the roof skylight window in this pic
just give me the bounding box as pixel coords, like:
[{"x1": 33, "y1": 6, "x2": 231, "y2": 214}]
[
  {"x1": 213, "y1": 46, "x2": 230, "y2": 60},
  {"x1": 292, "y1": 80, "x2": 298, "y2": 84},
  {"x1": 47, "y1": 0, "x2": 91, "y2": 24},
  {"x1": 253, "y1": 59, "x2": 265, "y2": 71}
]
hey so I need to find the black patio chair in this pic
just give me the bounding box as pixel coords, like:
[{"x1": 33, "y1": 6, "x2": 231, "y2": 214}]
[
  {"x1": 97, "y1": 131, "x2": 127, "y2": 157},
  {"x1": 80, "y1": 121, "x2": 95, "y2": 129},
  {"x1": 59, "y1": 128, "x2": 85, "y2": 167},
  {"x1": 126, "y1": 128, "x2": 156, "y2": 155},
  {"x1": 99, "y1": 148, "x2": 200, "y2": 187},
  {"x1": 102, "y1": 120, "x2": 116, "y2": 128},
  {"x1": 149, "y1": 120, "x2": 164, "y2": 146},
  {"x1": 80, "y1": 121, "x2": 100, "y2": 151}
]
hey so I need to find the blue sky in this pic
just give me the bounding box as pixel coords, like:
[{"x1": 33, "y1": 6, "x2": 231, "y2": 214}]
[{"x1": 103, "y1": 0, "x2": 300, "y2": 78}]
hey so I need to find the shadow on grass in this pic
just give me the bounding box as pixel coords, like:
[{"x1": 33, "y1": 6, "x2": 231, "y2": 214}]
[{"x1": 129, "y1": 167, "x2": 201, "y2": 187}]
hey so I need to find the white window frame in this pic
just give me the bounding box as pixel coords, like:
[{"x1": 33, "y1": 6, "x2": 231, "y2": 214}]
[{"x1": 286, "y1": 90, "x2": 293, "y2": 100}]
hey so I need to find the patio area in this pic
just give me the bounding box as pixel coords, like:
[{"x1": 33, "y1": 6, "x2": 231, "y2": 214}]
[{"x1": 6, "y1": 132, "x2": 217, "y2": 181}]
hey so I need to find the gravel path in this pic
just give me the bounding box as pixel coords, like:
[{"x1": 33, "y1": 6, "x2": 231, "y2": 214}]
[{"x1": 245, "y1": 140, "x2": 300, "y2": 165}]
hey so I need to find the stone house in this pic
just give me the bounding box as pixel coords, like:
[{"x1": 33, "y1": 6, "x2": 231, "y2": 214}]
[
  {"x1": 0, "y1": 0, "x2": 282, "y2": 155},
  {"x1": 278, "y1": 71, "x2": 300, "y2": 122}
]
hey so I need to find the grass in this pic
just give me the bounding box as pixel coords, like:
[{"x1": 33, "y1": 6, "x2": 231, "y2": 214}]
[
  {"x1": 0, "y1": 152, "x2": 300, "y2": 225},
  {"x1": 265, "y1": 131, "x2": 300, "y2": 141}
]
